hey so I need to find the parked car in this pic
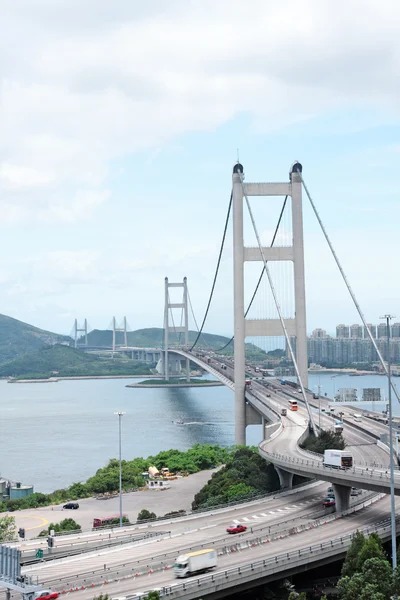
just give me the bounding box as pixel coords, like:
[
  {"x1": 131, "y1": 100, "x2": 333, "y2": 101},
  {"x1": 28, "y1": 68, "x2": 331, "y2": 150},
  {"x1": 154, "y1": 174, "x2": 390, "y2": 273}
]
[
  {"x1": 34, "y1": 590, "x2": 59, "y2": 600},
  {"x1": 226, "y1": 524, "x2": 247, "y2": 534},
  {"x1": 323, "y1": 497, "x2": 335, "y2": 508},
  {"x1": 63, "y1": 502, "x2": 79, "y2": 510}
]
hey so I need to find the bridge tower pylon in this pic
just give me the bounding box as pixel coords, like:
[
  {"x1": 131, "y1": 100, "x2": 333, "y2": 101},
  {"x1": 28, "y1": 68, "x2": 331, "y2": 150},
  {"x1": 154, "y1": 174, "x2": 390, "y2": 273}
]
[
  {"x1": 232, "y1": 162, "x2": 308, "y2": 445},
  {"x1": 112, "y1": 317, "x2": 127, "y2": 354},
  {"x1": 164, "y1": 277, "x2": 190, "y2": 382},
  {"x1": 74, "y1": 318, "x2": 88, "y2": 349}
]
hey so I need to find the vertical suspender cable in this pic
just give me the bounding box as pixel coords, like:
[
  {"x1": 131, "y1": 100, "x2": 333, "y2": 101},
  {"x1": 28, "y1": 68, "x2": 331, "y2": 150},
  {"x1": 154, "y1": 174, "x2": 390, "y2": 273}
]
[
  {"x1": 241, "y1": 177, "x2": 317, "y2": 434},
  {"x1": 301, "y1": 176, "x2": 400, "y2": 404}
]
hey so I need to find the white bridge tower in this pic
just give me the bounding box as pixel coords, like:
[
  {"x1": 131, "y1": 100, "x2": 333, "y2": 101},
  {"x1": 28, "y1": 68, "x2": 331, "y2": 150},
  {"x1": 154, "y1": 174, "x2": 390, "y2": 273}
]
[
  {"x1": 232, "y1": 162, "x2": 308, "y2": 445},
  {"x1": 163, "y1": 277, "x2": 190, "y2": 382}
]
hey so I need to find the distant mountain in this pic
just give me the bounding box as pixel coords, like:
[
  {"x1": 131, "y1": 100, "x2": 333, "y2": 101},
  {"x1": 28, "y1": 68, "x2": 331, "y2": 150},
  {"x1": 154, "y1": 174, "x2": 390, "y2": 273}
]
[
  {"x1": 82, "y1": 327, "x2": 234, "y2": 351},
  {"x1": 81, "y1": 327, "x2": 268, "y2": 361},
  {"x1": 0, "y1": 314, "x2": 71, "y2": 362},
  {"x1": 0, "y1": 344, "x2": 153, "y2": 379}
]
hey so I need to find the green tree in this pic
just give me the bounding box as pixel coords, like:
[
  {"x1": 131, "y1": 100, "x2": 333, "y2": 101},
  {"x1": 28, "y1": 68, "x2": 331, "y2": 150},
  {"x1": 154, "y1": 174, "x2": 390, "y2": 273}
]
[
  {"x1": 0, "y1": 515, "x2": 16, "y2": 542},
  {"x1": 137, "y1": 509, "x2": 157, "y2": 522},
  {"x1": 39, "y1": 518, "x2": 81, "y2": 536},
  {"x1": 142, "y1": 592, "x2": 160, "y2": 600},
  {"x1": 341, "y1": 531, "x2": 366, "y2": 577},
  {"x1": 338, "y1": 534, "x2": 394, "y2": 600}
]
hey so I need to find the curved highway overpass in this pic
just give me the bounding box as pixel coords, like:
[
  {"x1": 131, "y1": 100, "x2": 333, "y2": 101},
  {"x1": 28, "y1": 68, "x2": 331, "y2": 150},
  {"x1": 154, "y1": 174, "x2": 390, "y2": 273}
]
[{"x1": 2, "y1": 349, "x2": 396, "y2": 600}]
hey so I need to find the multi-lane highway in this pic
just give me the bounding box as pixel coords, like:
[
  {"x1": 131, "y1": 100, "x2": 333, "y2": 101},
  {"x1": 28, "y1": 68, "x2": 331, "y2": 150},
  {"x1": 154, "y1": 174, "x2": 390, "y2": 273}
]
[{"x1": 4, "y1": 352, "x2": 397, "y2": 600}]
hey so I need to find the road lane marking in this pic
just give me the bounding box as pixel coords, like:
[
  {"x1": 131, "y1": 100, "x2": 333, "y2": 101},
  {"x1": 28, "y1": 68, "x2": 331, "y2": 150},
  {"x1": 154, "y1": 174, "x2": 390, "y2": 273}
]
[{"x1": 25, "y1": 516, "x2": 49, "y2": 531}]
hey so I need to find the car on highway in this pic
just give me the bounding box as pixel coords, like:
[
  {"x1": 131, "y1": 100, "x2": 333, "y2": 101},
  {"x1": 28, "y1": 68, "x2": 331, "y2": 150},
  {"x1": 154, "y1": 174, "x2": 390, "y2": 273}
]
[
  {"x1": 322, "y1": 497, "x2": 335, "y2": 508},
  {"x1": 226, "y1": 524, "x2": 247, "y2": 534},
  {"x1": 351, "y1": 487, "x2": 362, "y2": 496},
  {"x1": 63, "y1": 502, "x2": 79, "y2": 510},
  {"x1": 34, "y1": 590, "x2": 59, "y2": 600}
]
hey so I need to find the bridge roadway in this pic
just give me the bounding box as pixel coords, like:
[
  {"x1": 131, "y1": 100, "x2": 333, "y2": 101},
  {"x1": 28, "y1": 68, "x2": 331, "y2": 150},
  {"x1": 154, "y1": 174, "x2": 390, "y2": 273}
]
[
  {"x1": 174, "y1": 350, "x2": 397, "y2": 486},
  {"x1": 15, "y1": 494, "x2": 399, "y2": 600},
  {"x1": 2, "y1": 352, "x2": 395, "y2": 600}
]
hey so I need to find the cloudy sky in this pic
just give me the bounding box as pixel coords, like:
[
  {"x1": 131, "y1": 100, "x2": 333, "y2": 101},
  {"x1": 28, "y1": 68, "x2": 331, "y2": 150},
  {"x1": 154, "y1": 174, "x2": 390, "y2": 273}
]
[{"x1": 1, "y1": 0, "x2": 399, "y2": 339}]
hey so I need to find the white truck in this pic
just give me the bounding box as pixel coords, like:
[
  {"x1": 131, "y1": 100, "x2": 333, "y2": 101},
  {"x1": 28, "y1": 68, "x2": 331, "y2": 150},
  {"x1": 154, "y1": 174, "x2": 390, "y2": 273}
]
[
  {"x1": 323, "y1": 449, "x2": 353, "y2": 469},
  {"x1": 334, "y1": 421, "x2": 344, "y2": 434},
  {"x1": 174, "y1": 549, "x2": 217, "y2": 578}
]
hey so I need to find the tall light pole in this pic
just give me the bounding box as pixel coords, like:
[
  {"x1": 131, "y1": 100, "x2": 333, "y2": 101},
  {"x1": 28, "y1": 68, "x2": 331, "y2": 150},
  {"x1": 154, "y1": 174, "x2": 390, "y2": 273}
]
[
  {"x1": 330, "y1": 375, "x2": 337, "y2": 400},
  {"x1": 314, "y1": 385, "x2": 322, "y2": 429},
  {"x1": 114, "y1": 411, "x2": 126, "y2": 527},
  {"x1": 380, "y1": 315, "x2": 396, "y2": 575}
]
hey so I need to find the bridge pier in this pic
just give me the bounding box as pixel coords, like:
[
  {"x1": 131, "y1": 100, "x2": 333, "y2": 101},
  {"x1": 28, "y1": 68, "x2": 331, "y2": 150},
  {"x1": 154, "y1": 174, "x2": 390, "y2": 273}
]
[
  {"x1": 332, "y1": 483, "x2": 351, "y2": 512},
  {"x1": 275, "y1": 466, "x2": 294, "y2": 490},
  {"x1": 245, "y1": 403, "x2": 262, "y2": 428}
]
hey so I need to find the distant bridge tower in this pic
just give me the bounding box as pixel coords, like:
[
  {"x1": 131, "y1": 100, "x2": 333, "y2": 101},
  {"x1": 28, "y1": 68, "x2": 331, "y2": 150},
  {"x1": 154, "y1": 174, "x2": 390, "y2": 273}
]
[
  {"x1": 74, "y1": 319, "x2": 88, "y2": 349},
  {"x1": 112, "y1": 317, "x2": 128, "y2": 353},
  {"x1": 232, "y1": 162, "x2": 308, "y2": 445},
  {"x1": 164, "y1": 277, "x2": 190, "y2": 382}
]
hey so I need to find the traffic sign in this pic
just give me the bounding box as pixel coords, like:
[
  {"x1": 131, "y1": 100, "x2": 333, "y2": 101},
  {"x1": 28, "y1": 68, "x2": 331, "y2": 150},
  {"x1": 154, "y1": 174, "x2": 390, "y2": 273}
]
[{"x1": 35, "y1": 549, "x2": 44, "y2": 559}]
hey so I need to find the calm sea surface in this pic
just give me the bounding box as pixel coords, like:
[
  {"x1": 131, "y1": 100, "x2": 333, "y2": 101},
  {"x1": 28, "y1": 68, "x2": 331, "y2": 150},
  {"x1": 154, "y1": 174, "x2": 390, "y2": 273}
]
[{"x1": 0, "y1": 372, "x2": 399, "y2": 493}]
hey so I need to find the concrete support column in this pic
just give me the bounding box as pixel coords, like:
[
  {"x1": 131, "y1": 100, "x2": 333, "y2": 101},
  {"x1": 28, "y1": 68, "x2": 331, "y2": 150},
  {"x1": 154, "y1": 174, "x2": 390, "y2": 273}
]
[
  {"x1": 332, "y1": 483, "x2": 351, "y2": 512},
  {"x1": 275, "y1": 466, "x2": 294, "y2": 490},
  {"x1": 291, "y1": 169, "x2": 308, "y2": 388},
  {"x1": 232, "y1": 163, "x2": 246, "y2": 445},
  {"x1": 262, "y1": 416, "x2": 266, "y2": 440}
]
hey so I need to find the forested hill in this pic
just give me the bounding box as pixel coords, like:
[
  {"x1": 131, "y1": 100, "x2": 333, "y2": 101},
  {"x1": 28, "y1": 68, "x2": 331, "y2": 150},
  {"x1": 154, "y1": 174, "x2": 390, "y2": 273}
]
[
  {"x1": 0, "y1": 314, "x2": 71, "y2": 362},
  {"x1": 82, "y1": 327, "x2": 233, "y2": 350}
]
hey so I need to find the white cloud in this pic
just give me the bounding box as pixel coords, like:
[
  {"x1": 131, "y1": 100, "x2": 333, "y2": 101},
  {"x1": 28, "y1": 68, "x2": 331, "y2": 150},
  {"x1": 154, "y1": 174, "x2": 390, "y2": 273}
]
[{"x1": 1, "y1": 1, "x2": 400, "y2": 223}]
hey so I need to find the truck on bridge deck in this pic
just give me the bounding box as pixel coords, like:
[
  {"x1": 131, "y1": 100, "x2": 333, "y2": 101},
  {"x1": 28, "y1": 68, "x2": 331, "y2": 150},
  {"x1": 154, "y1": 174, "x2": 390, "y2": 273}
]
[
  {"x1": 174, "y1": 549, "x2": 217, "y2": 578},
  {"x1": 323, "y1": 449, "x2": 353, "y2": 469}
]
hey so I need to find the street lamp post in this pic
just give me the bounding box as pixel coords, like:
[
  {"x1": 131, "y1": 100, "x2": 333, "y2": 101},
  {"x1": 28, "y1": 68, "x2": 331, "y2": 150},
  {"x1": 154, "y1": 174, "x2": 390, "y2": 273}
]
[
  {"x1": 380, "y1": 315, "x2": 396, "y2": 576},
  {"x1": 314, "y1": 385, "x2": 322, "y2": 429},
  {"x1": 330, "y1": 375, "x2": 337, "y2": 400},
  {"x1": 114, "y1": 411, "x2": 126, "y2": 527}
]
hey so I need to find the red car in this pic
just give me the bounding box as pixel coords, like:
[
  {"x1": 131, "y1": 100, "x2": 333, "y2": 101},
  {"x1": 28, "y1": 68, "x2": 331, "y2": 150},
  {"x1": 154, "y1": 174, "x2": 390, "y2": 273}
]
[
  {"x1": 34, "y1": 591, "x2": 59, "y2": 600},
  {"x1": 323, "y1": 498, "x2": 335, "y2": 508},
  {"x1": 226, "y1": 524, "x2": 247, "y2": 534}
]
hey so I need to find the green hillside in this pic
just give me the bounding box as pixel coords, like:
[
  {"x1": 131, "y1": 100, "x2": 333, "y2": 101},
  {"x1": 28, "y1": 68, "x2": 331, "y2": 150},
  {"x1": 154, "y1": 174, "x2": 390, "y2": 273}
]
[
  {"x1": 83, "y1": 327, "x2": 233, "y2": 350},
  {"x1": 0, "y1": 344, "x2": 154, "y2": 379},
  {"x1": 0, "y1": 314, "x2": 71, "y2": 362},
  {"x1": 82, "y1": 327, "x2": 268, "y2": 362}
]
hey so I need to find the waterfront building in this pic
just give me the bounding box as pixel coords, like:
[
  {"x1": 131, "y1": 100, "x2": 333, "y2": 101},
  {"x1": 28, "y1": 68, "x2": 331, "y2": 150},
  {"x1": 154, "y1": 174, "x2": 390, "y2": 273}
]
[
  {"x1": 362, "y1": 388, "x2": 382, "y2": 402},
  {"x1": 311, "y1": 328, "x2": 328, "y2": 339},
  {"x1": 378, "y1": 323, "x2": 388, "y2": 339},
  {"x1": 336, "y1": 324, "x2": 350, "y2": 338},
  {"x1": 336, "y1": 388, "x2": 357, "y2": 402},
  {"x1": 392, "y1": 323, "x2": 400, "y2": 338},
  {"x1": 364, "y1": 324, "x2": 377, "y2": 339},
  {"x1": 350, "y1": 324, "x2": 363, "y2": 339}
]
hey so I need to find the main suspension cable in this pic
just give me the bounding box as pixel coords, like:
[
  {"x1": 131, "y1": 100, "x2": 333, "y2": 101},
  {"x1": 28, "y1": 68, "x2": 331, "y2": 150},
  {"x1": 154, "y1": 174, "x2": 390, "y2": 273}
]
[
  {"x1": 301, "y1": 175, "x2": 400, "y2": 404},
  {"x1": 190, "y1": 192, "x2": 233, "y2": 350},
  {"x1": 241, "y1": 176, "x2": 317, "y2": 434},
  {"x1": 217, "y1": 195, "x2": 288, "y2": 352},
  {"x1": 187, "y1": 288, "x2": 213, "y2": 349}
]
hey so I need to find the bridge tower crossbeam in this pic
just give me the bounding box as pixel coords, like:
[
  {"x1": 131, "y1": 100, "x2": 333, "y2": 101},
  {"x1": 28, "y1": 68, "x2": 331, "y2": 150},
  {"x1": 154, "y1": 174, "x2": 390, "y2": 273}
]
[{"x1": 232, "y1": 163, "x2": 308, "y2": 445}]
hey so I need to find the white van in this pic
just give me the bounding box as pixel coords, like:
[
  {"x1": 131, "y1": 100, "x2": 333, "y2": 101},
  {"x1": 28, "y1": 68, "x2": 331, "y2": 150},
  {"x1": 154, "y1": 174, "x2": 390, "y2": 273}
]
[{"x1": 353, "y1": 413, "x2": 362, "y2": 422}]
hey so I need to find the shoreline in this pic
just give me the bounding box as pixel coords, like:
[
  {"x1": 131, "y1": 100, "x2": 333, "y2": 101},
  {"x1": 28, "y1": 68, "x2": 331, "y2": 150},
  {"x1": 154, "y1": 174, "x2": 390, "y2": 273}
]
[
  {"x1": 7, "y1": 374, "x2": 159, "y2": 383},
  {"x1": 127, "y1": 381, "x2": 223, "y2": 388}
]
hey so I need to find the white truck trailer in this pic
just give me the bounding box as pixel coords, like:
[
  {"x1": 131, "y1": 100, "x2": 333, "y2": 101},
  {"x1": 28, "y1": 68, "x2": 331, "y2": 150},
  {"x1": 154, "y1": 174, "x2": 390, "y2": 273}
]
[
  {"x1": 174, "y1": 549, "x2": 217, "y2": 578},
  {"x1": 323, "y1": 449, "x2": 353, "y2": 469}
]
